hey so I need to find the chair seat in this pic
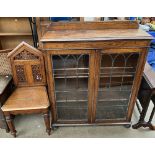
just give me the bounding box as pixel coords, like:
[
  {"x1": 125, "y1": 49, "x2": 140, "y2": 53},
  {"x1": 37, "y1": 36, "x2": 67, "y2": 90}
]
[{"x1": 1, "y1": 86, "x2": 49, "y2": 111}]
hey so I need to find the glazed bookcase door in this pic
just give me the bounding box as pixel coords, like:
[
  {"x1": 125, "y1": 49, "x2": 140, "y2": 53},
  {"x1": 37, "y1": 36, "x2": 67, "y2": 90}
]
[
  {"x1": 48, "y1": 50, "x2": 93, "y2": 123},
  {"x1": 94, "y1": 50, "x2": 141, "y2": 122}
]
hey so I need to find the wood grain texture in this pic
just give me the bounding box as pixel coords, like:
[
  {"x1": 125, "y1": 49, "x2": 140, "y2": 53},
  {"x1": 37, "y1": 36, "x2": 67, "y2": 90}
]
[
  {"x1": 5, "y1": 115, "x2": 16, "y2": 137},
  {"x1": 88, "y1": 51, "x2": 95, "y2": 123},
  {"x1": 0, "y1": 17, "x2": 33, "y2": 49},
  {"x1": 8, "y1": 42, "x2": 46, "y2": 87},
  {"x1": 1, "y1": 86, "x2": 49, "y2": 111},
  {"x1": 41, "y1": 21, "x2": 152, "y2": 126},
  {"x1": 42, "y1": 40, "x2": 151, "y2": 49},
  {"x1": 47, "y1": 21, "x2": 139, "y2": 31},
  {"x1": 127, "y1": 48, "x2": 149, "y2": 121},
  {"x1": 91, "y1": 51, "x2": 101, "y2": 123},
  {"x1": 41, "y1": 29, "x2": 152, "y2": 42},
  {"x1": 0, "y1": 36, "x2": 33, "y2": 49},
  {"x1": 0, "y1": 17, "x2": 31, "y2": 33},
  {"x1": 1, "y1": 42, "x2": 51, "y2": 136},
  {"x1": 46, "y1": 52, "x2": 57, "y2": 123},
  {"x1": 0, "y1": 33, "x2": 32, "y2": 36}
]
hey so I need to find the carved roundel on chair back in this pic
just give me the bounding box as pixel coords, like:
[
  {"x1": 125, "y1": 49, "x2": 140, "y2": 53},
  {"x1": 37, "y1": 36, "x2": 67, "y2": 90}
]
[{"x1": 8, "y1": 42, "x2": 46, "y2": 87}]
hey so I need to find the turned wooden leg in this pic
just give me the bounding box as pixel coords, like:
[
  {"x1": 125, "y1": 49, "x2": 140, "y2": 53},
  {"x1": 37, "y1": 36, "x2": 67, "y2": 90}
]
[
  {"x1": 5, "y1": 127, "x2": 10, "y2": 133},
  {"x1": 5, "y1": 119, "x2": 10, "y2": 133},
  {"x1": 132, "y1": 93, "x2": 151, "y2": 129},
  {"x1": 43, "y1": 112, "x2": 51, "y2": 135},
  {"x1": 147, "y1": 105, "x2": 155, "y2": 130},
  {"x1": 5, "y1": 115, "x2": 17, "y2": 137}
]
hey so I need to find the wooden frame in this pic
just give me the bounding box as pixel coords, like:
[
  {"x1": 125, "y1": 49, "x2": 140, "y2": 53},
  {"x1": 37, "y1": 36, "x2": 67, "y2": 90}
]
[
  {"x1": 41, "y1": 21, "x2": 152, "y2": 127},
  {"x1": 45, "y1": 50, "x2": 94, "y2": 124},
  {"x1": 45, "y1": 48, "x2": 149, "y2": 126},
  {"x1": 46, "y1": 20, "x2": 139, "y2": 31},
  {"x1": 0, "y1": 17, "x2": 33, "y2": 49},
  {"x1": 1, "y1": 42, "x2": 51, "y2": 137},
  {"x1": 8, "y1": 42, "x2": 46, "y2": 87}
]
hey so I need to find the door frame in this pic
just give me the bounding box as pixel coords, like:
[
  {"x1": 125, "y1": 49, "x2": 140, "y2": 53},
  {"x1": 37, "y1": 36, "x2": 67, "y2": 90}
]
[
  {"x1": 92, "y1": 48, "x2": 148, "y2": 123},
  {"x1": 44, "y1": 48, "x2": 148, "y2": 125},
  {"x1": 45, "y1": 49, "x2": 95, "y2": 124}
]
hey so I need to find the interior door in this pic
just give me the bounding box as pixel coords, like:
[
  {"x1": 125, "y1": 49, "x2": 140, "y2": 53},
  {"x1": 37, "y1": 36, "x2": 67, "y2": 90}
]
[
  {"x1": 93, "y1": 49, "x2": 141, "y2": 122},
  {"x1": 47, "y1": 50, "x2": 94, "y2": 123}
]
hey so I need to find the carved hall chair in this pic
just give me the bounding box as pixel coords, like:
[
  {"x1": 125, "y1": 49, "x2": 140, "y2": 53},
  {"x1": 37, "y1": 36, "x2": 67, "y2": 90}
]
[{"x1": 1, "y1": 42, "x2": 51, "y2": 137}]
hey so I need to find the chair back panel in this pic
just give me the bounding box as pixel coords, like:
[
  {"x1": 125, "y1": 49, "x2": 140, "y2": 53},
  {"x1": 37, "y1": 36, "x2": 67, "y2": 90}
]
[{"x1": 8, "y1": 42, "x2": 46, "y2": 87}]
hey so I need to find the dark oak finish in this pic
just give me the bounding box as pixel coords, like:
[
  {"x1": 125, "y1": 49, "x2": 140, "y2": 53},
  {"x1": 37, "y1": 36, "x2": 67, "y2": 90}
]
[
  {"x1": 43, "y1": 112, "x2": 51, "y2": 135},
  {"x1": 5, "y1": 115, "x2": 16, "y2": 137},
  {"x1": 0, "y1": 41, "x2": 2, "y2": 50},
  {"x1": 8, "y1": 42, "x2": 46, "y2": 87},
  {"x1": 41, "y1": 29, "x2": 151, "y2": 42},
  {"x1": 46, "y1": 21, "x2": 139, "y2": 31},
  {"x1": 41, "y1": 40, "x2": 150, "y2": 50},
  {"x1": 132, "y1": 62, "x2": 155, "y2": 130},
  {"x1": 127, "y1": 49, "x2": 149, "y2": 121},
  {"x1": 40, "y1": 21, "x2": 152, "y2": 127},
  {"x1": 91, "y1": 50, "x2": 101, "y2": 123},
  {"x1": 1, "y1": 42, "x2": 51, "y2": 137}
]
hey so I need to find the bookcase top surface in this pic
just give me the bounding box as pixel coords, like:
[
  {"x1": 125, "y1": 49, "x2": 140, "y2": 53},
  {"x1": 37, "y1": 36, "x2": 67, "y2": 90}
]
[{"x1": 41, "y1": 29, "x2": 153, "y2": 42}]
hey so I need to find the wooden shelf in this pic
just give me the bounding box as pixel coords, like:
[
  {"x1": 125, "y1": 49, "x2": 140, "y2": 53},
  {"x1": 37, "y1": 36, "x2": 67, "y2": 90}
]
[
  {"x1": 0, "y1": 17, "x2": 33, "y2": 49},
  {"x1": 0, "y1": 33, "x2": 32, "y2": 36}
]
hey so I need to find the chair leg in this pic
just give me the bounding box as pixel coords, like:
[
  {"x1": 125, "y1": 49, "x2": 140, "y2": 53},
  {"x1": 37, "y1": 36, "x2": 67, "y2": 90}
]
[
  {"x1": 5, "y1": 127, "x2": 10, "y2": 133},
  {"x1": 43, "y1": 112, "x2": 51, "y2": 135},
  {"x1": 5, "y1": 115, "x2": 17, "y2": 137}
]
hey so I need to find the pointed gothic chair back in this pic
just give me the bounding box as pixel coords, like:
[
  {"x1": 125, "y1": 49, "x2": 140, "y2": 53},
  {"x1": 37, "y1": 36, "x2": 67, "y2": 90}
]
[
  {"x1": 1, "y1": 42, "x2": 51, "y2": 137},
  {"x1": 8, "y1": 42, "x2": 46, "y2": 87}
]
